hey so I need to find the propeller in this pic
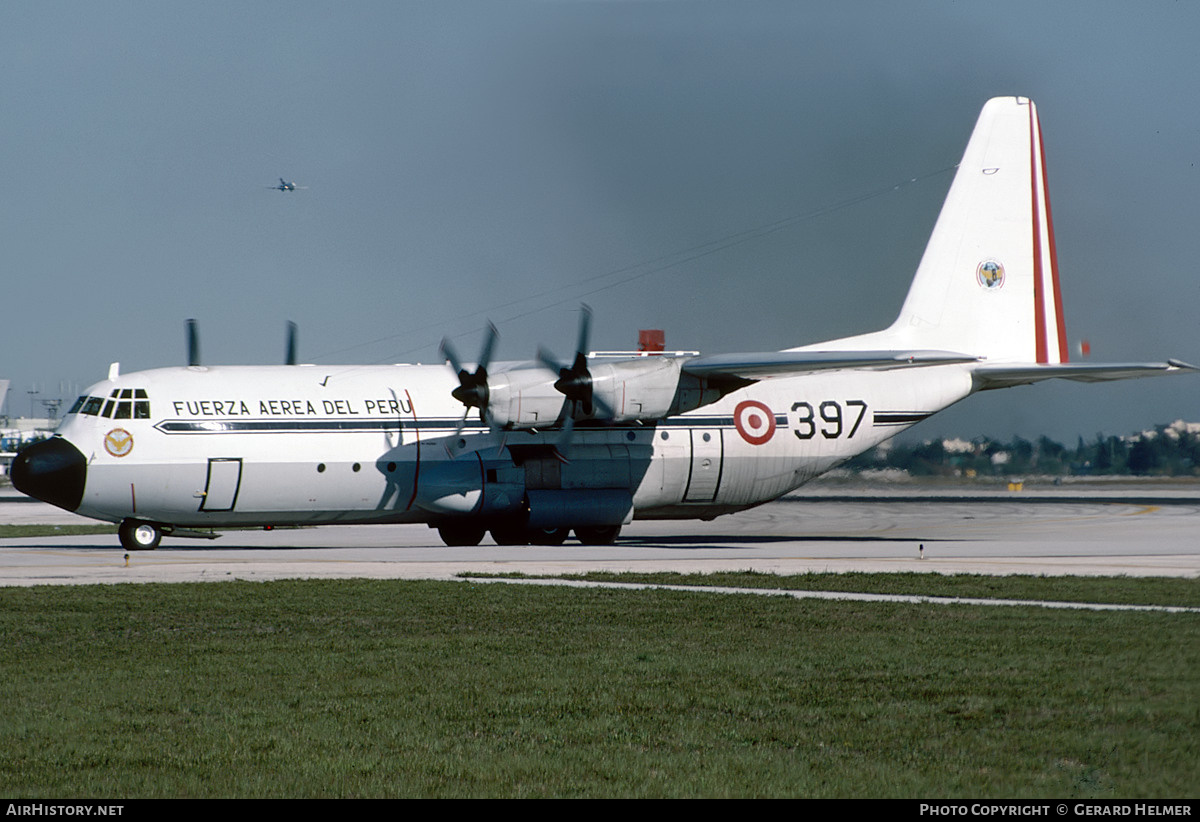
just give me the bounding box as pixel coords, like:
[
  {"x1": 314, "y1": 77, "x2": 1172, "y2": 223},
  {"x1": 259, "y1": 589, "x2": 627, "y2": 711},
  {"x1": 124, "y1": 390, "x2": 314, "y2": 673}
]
[
  {"x1": 186, "y1": 318, "x2": 201, "y2": 367},
  {"x1": 187, "y1": 319, "x2": 300, "y2": 366},
  {"x1": 537, "y1": 305, "x2": 613, "y2": 456},
  {"x1": 286, "y1": 321, "x2": 298, "y2": 365},
  {"x1": 440, "y1": 323, "x2": 500, "y2": 454}
]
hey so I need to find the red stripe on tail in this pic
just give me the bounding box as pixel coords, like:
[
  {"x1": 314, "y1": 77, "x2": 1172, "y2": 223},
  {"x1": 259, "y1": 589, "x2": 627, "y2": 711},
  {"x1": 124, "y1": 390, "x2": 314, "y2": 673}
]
[
  {"x1": 1037, "y1": 115, "x2": 1069, "y2": 363},
  {"x1": 1029, "y1": 104, "x2": 1048, "y2": 364}
]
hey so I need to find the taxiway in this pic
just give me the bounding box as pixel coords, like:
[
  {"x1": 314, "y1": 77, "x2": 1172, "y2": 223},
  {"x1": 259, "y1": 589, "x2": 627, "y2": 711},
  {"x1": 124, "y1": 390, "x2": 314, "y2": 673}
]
[{"x1": 1, "y1": 482, "x2": 1197, "y2": 586}]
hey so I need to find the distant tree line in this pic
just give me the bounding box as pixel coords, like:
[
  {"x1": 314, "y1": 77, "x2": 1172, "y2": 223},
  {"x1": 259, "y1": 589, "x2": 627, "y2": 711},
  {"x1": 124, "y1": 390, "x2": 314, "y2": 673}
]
[{"x1": 847, "y1": 421, "x2": 1200, "y2": 477}]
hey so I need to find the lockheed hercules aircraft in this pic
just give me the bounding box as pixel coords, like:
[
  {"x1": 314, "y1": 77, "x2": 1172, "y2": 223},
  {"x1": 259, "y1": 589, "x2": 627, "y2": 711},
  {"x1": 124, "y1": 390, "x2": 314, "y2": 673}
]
[{"x1": 13, "y1": 97, "x2": 1194, "y2": 550}]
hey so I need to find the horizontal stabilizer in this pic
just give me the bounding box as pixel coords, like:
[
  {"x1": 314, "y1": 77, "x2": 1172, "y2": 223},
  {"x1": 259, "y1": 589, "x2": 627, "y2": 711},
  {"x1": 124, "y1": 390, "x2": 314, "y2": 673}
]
[
  {"x1": 973, "y1": 360, "x2": 1198, "y2": 390},
  {"x1": 683, "y1": 349, "x2": 980, "y2": 380}
]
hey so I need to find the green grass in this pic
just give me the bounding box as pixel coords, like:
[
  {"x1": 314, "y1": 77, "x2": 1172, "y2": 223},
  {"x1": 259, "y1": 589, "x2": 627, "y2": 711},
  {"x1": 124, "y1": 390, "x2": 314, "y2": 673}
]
[
  {"x1": 0, "y1": 524, "x2": 116, "y2": 538},
  {"x1": 1, "y1": 577, "x2": 1196, "y2": 798}
]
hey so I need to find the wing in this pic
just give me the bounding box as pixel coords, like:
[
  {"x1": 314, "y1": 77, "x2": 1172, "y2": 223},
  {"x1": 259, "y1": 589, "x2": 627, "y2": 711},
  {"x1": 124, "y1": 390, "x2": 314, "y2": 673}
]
[
  {"x1": 682, "y1": 349, "x2": 1195, "y2": 388},
  {"x1": 972, "y1": 360, "x2": 1197, "y2": 390},
  {"x1": 682, "y1": 349, "x2": 980, "y2": 379}
]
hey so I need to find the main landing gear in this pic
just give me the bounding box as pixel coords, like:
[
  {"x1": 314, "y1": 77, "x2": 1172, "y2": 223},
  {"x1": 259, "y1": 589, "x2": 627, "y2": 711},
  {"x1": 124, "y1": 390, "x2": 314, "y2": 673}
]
[{"x1": 436, "y1": 522, "x2": 621, "y2": 547}]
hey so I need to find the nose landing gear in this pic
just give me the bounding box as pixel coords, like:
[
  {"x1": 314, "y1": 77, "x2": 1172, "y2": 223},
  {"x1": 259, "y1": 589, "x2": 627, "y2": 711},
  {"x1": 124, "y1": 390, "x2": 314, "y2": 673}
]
[{"x1": 118, "y1": 519, "x2": 163, "y2": 551}]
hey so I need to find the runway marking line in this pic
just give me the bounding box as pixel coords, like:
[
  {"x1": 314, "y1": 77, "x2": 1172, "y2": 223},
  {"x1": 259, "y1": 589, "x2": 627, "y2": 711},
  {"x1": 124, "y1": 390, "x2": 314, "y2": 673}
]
[{"x1": 468, "y1": 577, "x2": 1200, "y2": 614}]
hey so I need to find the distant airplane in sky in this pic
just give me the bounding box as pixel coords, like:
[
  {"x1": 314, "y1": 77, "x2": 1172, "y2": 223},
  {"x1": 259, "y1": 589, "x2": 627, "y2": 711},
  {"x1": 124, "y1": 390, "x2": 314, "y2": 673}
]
[{"x1": 268, "y1": 178, "x2": 307, "y2": 192}]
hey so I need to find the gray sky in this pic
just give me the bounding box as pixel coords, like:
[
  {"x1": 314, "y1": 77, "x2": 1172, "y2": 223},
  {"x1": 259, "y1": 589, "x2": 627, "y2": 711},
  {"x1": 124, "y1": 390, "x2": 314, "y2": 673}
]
[{"x1": 3, "y1": 1, "x2": 1197, "y2": 443}]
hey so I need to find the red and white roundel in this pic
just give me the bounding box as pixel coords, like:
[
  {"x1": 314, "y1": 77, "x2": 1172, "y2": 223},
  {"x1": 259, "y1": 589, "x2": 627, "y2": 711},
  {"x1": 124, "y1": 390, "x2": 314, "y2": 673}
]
[{"x1": 733, "y1": 400, "x2": 776, "y2": 445}]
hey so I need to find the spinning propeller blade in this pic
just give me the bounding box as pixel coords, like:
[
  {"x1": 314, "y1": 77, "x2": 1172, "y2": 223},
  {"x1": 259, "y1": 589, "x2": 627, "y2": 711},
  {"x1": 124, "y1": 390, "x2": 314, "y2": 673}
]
[
  {"x1": 186, "y1": 319, "x2": 200, "y2": 367},
  {"x1": 285, "y1": 321, "x2": 298, "y2": 365},
  {"x1": 186, "y1": 319, "x2": 301, "y2": 367},
  {"x1": 536, "y1": 305, "x2": 613, "y2": 458},
  {"x1": 440, "y1": 323, "x2": 500, "y2": 455}
]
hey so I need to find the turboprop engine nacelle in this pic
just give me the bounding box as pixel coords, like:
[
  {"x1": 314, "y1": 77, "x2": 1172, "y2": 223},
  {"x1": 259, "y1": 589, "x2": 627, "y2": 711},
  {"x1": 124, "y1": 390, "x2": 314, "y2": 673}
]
[{"x1": 487, "y1": 356, "x2": 696, "y2": 428}]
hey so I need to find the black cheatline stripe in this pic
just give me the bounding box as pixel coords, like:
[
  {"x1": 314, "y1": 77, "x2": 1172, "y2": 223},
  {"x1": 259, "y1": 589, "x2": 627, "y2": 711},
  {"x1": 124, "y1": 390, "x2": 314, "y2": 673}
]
[
  {"x1": 156, "y1": 419, "x2": 407, "y2": 434},
  {"x1": 156, "y1": 413, "x2": 793, "y2": 435},
  {"x1": 659, "y1": 417, "x2": 731, "y2": 427},
  {"x1": 660, "y1": 415, "x2": 787, "y2": 428},
  {"x1": 872, "y1": 412, "x2": 932, "y2": 426}
]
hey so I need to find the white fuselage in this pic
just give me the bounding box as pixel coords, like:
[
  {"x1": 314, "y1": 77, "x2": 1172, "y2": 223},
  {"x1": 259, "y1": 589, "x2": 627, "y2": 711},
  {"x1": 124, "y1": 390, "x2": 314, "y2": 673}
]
[{"x1": 51, "y1": 362, "x2": 974, "y2": 529}]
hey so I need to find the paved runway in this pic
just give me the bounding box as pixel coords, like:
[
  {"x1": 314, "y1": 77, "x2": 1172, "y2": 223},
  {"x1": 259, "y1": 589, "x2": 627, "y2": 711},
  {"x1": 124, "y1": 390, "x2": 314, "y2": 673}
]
[{"x1": 2, "y1": 483, "x2": 1197, "y2": 585}]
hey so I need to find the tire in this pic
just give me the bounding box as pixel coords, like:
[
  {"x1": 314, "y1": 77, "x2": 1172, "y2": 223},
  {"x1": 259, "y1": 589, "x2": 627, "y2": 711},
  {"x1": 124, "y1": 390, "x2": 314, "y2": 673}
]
[
  {"x1": 490, "y1": 523, "x2": 530, "y2": 545},
  {"x1": 528, "y1": 527, "x2": 569, "y2": 546},
  {"x1": 437, "y1": 523, "x2": 486, "y2": 547},
  {"x1": 119, "y1": 519, "x2": 162, "y2": 551},
  {"x1": 573, "y1": 524, "x2": 621, "y2": 545}
]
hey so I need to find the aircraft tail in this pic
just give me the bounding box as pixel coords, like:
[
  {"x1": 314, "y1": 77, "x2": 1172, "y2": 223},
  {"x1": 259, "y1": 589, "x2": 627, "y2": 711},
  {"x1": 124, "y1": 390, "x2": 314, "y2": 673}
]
[
  {"x1": 802, "y1": 96, "x2": 1068, "y2": 364},
  {"x1": 689, "y1": 97, "x2": 1194, "y2": 386}
]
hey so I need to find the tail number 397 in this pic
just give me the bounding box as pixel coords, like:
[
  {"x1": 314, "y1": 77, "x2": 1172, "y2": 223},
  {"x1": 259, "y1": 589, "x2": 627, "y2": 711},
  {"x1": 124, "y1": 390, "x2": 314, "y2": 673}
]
[{"x1": 792, "y1": 400, "x2": 867, "y2": 440}]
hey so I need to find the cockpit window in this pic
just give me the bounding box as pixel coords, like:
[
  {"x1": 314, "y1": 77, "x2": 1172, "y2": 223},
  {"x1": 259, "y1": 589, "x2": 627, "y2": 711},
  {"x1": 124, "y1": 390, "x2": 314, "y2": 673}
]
[{"x1": 73, "y1": 389, "x2": 150, "y2": 418}]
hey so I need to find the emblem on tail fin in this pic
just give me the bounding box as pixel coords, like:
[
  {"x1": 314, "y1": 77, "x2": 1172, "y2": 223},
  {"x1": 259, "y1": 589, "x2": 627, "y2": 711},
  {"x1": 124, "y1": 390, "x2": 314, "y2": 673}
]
[{"x1": 976, "y1": 260, "x2": 1005, "y2": 290}]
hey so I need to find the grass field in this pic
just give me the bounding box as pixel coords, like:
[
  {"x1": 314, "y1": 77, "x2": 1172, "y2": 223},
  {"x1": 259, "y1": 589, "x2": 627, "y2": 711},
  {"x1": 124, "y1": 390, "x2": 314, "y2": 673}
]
[
  {"x1": 1, "y1": 575, "x2": 1196, "y2": 798},
  {"x1": 0, "y1": 524, "x2": 115, "y2": 539}
]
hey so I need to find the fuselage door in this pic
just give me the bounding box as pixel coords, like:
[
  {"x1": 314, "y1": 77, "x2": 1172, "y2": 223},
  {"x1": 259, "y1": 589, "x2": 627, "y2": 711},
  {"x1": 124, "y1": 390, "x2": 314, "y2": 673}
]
[
  {"x1": 200, "y1": 458, "x2": 243, "y2": 512},
  {"x1": 684, "y1": 429, "x2": 723, "y2": 502}
]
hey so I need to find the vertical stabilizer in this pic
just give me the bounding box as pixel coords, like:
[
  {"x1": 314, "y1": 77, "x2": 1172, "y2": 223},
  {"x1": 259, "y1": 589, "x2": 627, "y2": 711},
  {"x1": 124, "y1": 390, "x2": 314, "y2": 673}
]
[{"x1": 800, "y1": 96, "x2": 1069, "y2": 364}]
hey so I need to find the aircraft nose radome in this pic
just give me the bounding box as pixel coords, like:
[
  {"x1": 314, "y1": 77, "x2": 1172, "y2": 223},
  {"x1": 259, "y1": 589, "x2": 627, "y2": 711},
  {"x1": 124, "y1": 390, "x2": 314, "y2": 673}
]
[{"x1": 11, "y1": 437, "x2": 87, "y2": 512}]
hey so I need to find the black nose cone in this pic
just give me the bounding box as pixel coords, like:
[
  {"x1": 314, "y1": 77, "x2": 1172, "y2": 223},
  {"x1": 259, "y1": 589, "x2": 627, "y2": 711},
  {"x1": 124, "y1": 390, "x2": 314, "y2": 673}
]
[{"x1": 11, "y1": 437, "x2": 87, "y2": 512}]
